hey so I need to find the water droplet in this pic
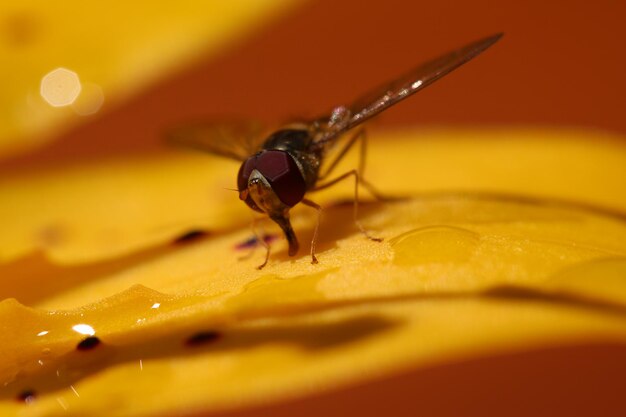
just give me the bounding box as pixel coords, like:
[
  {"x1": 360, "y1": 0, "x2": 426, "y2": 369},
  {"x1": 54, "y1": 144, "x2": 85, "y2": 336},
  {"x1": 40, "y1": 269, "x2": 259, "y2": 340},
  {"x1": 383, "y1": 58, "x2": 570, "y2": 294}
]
[{"x1": 390, "y1": 226, "x2": 479, "y2": 266}]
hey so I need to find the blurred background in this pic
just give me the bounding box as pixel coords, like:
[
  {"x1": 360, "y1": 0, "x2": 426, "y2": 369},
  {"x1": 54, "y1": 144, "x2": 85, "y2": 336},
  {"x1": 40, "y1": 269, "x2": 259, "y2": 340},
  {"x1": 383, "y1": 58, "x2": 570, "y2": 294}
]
[{"x1": 1, "y1": 0, "x2": 625, "y2": 173}]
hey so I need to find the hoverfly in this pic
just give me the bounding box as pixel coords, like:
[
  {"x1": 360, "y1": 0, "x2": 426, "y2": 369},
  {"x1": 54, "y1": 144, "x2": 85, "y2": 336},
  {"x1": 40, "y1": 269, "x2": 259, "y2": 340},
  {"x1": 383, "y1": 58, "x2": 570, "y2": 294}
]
[{"x1": 169, "y1": 33, "x2": 502, "y2": 269}]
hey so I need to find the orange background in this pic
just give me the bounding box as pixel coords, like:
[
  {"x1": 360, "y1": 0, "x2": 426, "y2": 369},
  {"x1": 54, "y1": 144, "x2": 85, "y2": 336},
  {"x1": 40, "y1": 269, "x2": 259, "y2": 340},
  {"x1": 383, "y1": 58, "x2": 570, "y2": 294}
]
[
  {"x1": 208, "y1": 343, "x2": 626, "y2": 417},
  {"x1": 2, "y1": 0, "x2": 626, "y2": 172}
]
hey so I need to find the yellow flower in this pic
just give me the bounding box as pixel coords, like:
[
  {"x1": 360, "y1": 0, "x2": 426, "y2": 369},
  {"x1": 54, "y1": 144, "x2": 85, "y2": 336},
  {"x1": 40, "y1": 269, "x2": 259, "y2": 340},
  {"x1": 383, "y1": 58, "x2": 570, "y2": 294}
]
[
  {"x1": 1, "y1": 128, "x2": 626, "y2": 416},
  {"x1": 1, "y1": 2, "x2": 626, "y2": 416}
]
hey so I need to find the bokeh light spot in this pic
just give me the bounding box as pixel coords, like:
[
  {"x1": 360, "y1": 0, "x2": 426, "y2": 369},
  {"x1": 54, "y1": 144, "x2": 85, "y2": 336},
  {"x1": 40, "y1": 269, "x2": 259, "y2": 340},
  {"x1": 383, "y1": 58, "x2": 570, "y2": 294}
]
[
  {"x1": 72, "y1": 82, "x2": 105, "y2": 116},
  {"x1": 40, "y1": 67, "x2": 82, "y2": 107}
]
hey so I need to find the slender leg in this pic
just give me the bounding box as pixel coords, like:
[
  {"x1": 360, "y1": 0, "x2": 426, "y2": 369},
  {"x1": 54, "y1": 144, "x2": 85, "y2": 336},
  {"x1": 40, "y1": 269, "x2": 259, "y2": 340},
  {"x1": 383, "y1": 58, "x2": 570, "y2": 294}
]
[
  {"x1": 239, "y1": 216, "x2": 271, "y2": 269},
  {"x1": 318, "y1": 128, "x2": 387, "y2": 201},
  {"x1": 301, "y1": 198, "x2": 322, "y2": 264},
  {"x1": 312, "y1": 170, "x2": 383, "y2": 242},
  {"x1": 256, "y1": 240, "x2": 271, "y2": 269},
  {"x1": 318, "y1": 128, "x2": 365, "y2": 181},
  {"x1": 238, "y1": 216, "x2": 265, "y2": 261},
  {"x1": 255, "y1": 221, "x2": 271, "y2": 270}
]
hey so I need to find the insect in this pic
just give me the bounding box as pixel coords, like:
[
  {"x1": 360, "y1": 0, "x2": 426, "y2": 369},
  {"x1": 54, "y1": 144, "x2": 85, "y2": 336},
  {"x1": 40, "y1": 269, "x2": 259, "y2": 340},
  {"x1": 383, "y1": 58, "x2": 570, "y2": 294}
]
[{"x1": 169, "y1": 33, "x2": 502, "y2": 268}]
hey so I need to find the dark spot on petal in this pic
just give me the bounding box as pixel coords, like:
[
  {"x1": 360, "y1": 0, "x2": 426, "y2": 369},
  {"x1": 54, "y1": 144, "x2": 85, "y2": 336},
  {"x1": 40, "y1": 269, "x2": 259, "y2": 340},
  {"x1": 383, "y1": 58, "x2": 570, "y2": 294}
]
[
  {"x1": 173, "y1": 229, "x2": 207, "y2": 244},
  {"x1": 2, "y1": 13, "x2": 40, "y2": 47},
  {"x1": 186, "y1": 331, "x2": 221, "y2": 347},
  {"x1": 17, "y1": 389, "x2": 36, "y2": 403},
  {"x1": 38, "y1": 224, "x2": 67, "y2": 246},
  {"x1": 77, "y1": 336, "x2": 101, "y2": 351}
]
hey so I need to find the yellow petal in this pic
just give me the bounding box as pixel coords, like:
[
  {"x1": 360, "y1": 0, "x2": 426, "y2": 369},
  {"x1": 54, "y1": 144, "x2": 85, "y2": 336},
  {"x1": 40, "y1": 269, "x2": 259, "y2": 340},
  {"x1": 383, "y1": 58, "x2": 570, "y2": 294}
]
[
  {"x1": 1, "y1": 128, "x2": 625, "y2": 264},
  {"x1": 0, "y1": 0, "x2": 299, "y2": 157},
  {"x1": 1, "y1": 128, "x2": 626, "y2": 416}
]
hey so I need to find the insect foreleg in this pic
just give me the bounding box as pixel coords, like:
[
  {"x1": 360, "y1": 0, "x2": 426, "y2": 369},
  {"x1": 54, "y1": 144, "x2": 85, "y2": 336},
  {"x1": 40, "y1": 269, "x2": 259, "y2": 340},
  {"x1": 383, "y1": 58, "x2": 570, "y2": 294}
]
[{"x1": 249, "y1": 216, "x2": 271, "y2": 269}]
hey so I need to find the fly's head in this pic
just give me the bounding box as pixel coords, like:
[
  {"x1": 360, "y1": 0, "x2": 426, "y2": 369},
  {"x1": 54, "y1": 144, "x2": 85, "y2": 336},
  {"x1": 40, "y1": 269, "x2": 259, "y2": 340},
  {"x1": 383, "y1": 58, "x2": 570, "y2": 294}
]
[{"x1": 237, "y1": 150, "x2": 307, "y2": 256}]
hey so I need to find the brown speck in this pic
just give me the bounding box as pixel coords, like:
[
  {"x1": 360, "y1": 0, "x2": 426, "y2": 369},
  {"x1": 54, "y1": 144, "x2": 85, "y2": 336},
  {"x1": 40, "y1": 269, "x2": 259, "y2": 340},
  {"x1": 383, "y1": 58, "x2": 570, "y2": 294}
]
[
  {"x1": 186, "y1": 331, "x2": 221, "y2": 346},
  {"x1": 77, "y1": 336, "x2": 100, "y2": 351},
  {"x1": 2, "y1": 13, "x2": 40, "y2": 47},
  {"x1": 173, "y1": 229, "x2": 207, "y2": 244},
  {"x1": 38, "y1": 224, "x2": 66, "y2": 247},
  {"x1": 17, "y1": 389, "x2": 36, "y2": 403}
]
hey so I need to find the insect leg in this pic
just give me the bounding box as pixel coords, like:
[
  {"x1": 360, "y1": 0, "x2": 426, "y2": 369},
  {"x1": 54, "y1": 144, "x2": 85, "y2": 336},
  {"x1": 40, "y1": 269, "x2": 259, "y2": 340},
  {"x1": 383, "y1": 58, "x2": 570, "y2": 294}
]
[
  {"x1": 301, "y1": 198, "x2": 322, "y2": 264},
  {"x1": 318, "y1": 128, "x2": 365, "y2": 181},
  {"x1": 312, "y1": 170, "x2": 382, "y2": 242},
  {"x1": 318, "y1": 129, "x2": 387, "y2": 201},
  {"x1": 245, "y1": 216, "x2": 271, "y2": 269},
  {"x1": 238, "y1": 216, "x2": 265, "y2": 261}
]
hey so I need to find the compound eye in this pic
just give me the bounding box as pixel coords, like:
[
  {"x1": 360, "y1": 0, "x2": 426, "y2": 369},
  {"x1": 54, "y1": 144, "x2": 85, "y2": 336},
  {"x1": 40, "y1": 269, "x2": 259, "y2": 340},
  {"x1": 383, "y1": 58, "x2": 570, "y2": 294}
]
[
  {"x1": 237, "y1": 156, "x2": 263, "y2": 212},
  {"x1": 256, "y1": 151, "x2": 306, "y2": 207},
  {"x1": 237, "y1": 156, "x2": 257, "y2": 192}
]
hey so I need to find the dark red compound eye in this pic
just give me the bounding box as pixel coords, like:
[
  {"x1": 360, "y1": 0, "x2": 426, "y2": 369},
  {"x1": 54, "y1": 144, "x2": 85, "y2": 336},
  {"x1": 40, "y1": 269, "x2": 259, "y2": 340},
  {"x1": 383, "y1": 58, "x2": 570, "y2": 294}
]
[
  {"x1": 237, "y1": 156, "x2": 257, "y2": 192},
  {"x1": 237, "y1": 155, "x2": 262, "y2": 212},
  {"x1": 256, "y1": 151, "x2": 306, "y2": 206},
  {"x1": 237, "y1": 150, "x2": 306, "y2": 208}
]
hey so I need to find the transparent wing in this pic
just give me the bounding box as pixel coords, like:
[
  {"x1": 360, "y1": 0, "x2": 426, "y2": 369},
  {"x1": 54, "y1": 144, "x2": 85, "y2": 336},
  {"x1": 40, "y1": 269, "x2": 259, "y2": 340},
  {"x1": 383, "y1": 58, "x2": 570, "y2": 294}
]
[
  {"x1": 343, "y1": 33, "x2": 502, "y2": 132},
  {"x1": 166, "y1": 120, "x2": 265, "y2": 161}
]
